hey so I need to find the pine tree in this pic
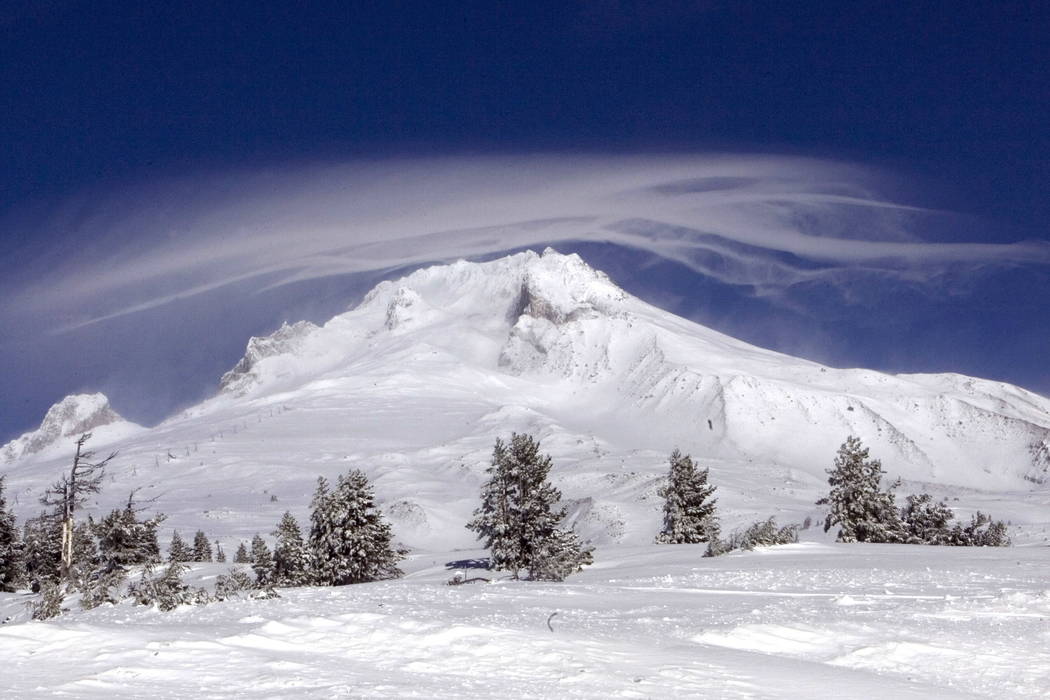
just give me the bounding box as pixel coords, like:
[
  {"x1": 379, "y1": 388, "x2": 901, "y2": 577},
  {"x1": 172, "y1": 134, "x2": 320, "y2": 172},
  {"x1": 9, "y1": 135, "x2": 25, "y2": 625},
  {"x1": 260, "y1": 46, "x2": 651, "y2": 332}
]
[
  {"x1": 215, "y1": 543, "x2": 226, "y2": 563},
  {"x1": 818, "y1": 436, "x2": 904, "y2": 543},
  {"x1": 233, "y1": 541, "x2": 250, "y2": 563},
  {"x1": 0, "y1": 476, "x2": 25, "y2": 592},
  {"x1": 309, "y1": 470, "x2": 404, "y2": 586},
  {"x1": 655, "y1": 449, "x2": 718, "y2": 544},
  {"x1": 899, "y1": 493, "x2": 955, "y2": 544},
  {"x1": 467, "y1": 434, "x2": 591, "y2": 580},
  {"x1": 192, "y1": 530, "x2": 213, "y2": 562},
  {"x1": 22, "y1": 514, "x2": 62, "y2": 591},
  {"x1": 129, "y1": 561, "x2": 193, "y2": 611},
  {"x1": 168, "y1": 530, "x2": 191, "y2": 562},
  {"x1": 272, "y1": 512, "x2": 310, "y2": 587},
  {"x1": 92, "y1": 492, "x2": 164, "y2": 570},
  {"x1": 250, "y1": 534, "x2": 274, "y2": 585}
]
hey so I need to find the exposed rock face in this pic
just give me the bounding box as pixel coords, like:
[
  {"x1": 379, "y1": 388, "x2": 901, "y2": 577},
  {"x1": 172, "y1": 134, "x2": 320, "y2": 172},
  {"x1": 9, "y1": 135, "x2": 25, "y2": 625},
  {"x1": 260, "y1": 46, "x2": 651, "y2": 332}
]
[
  {"x1": 1, "y1": 393, "x2": 122, "y2": 463},
  {"x1": 220, "y1": 321, "x2": 320, "y2": 394}
]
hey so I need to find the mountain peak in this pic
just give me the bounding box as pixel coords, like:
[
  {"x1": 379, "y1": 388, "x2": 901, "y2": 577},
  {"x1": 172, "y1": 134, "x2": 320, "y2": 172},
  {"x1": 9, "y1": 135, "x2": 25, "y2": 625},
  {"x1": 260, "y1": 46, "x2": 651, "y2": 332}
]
[{"x1": 1, "y1": 393, "x2": 126, "y2": 464}]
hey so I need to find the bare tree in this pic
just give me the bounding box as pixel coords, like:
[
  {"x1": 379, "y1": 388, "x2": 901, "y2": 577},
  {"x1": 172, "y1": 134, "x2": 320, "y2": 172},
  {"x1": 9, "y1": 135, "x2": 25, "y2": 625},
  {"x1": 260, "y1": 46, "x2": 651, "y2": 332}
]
[{"x1": 41, "y1": 433, "x2": 117, "y2": 580}]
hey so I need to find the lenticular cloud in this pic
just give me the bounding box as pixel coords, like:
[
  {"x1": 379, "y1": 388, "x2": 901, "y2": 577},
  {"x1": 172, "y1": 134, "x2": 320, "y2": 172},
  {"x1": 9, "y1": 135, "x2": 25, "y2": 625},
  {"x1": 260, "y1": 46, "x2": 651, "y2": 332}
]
[{"x1": 6, "y1": 153, "x2": 1048, "y2": 332}]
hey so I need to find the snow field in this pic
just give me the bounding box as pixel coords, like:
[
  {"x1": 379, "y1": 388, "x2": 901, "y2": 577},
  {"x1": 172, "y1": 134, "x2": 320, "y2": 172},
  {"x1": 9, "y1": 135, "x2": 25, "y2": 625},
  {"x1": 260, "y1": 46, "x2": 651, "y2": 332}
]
[{"x1": 2, "y1": 542, "x2": 1048, "y2": 699}]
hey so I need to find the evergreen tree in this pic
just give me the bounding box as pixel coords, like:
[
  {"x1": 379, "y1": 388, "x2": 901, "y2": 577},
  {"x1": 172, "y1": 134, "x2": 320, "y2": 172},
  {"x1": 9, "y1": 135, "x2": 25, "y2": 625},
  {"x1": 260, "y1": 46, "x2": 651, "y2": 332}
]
[
  {"x1": 529, "y1": 527, "x2": 594, "y2": 582},
  {"x1": 250, "y1": 534, "x2": 274, "y2": 585},
  {"x1": 467, "y1": 434, "x2": 591, "y2": 580},
  {"x1": 192, "y1": 530, "x2": 213, "y2": 562},
  {"x1": 818, "y1": 436, "x2": 904, "y2": 543},
  {"x1": 655, "y1": 449, "x2": 719, "y2": 544},
  {"x1": 309, "y1": 470, "x2": 404, "y2": 585},
  {"x1": 233, "y1": 541, "x2": 250, "y2": 563},
  {"x1": 92, "y1": 492, "x2": 164, "y2": 570},
  {"x1": 949, "y1": 511, "x2": 1011, "y2": 547},
  {"x1": 272, "y1": 511, "x2": 310, "y2": 586},
  {"x1": 129, "y1": 561, "x2": 193, "y2": 611},
  {"x1": 168, "y1": 530, "x2": 191, "y2": 562},
  {"x1": 899, "y1": 493, "x2": 955, "y2": 545},
  {"x1": 22, "y1": 514, "x2": 62, "y2": 590},
  {"x1": 0, "y1": 476, "x2": 24, "y2": 592},
  {"x1": 215, "y1": 542, "x2": 226, "y2": 563},
  {"x1": 68, "y1": 521, "x2": 99, "y2": 587}
]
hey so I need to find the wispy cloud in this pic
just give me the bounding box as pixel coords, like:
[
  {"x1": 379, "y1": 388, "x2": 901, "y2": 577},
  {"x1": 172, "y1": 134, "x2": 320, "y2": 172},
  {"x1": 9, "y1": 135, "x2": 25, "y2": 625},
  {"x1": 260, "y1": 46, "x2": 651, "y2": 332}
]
[{"x1": 5, "y1": 153, "x2": 1047, "y2": 333}]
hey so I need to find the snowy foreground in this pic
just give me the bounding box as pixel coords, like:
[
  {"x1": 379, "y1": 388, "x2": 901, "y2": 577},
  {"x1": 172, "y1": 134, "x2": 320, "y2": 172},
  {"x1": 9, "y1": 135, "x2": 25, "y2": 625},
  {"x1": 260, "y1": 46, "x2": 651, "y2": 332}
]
[{"x1": 2, "y1": 542, "x2": 1048, "y2": 699}]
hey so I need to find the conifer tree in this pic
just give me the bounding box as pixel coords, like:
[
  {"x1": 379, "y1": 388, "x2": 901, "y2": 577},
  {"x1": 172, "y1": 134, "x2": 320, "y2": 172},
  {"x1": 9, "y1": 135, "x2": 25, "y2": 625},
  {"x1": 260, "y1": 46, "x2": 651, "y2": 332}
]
[
  {"x1": 192, "y1": 530, "x2": 213, "y2": 562},
  {"x1": 215, "y1": 542, "x2": 226, "y2": 563},
  {"x1": 0, "y1": 477, "x2": 24, "y2": 592},
  {"x1": 22, "y1": 514, "x2": 62, "y2": 590},
  {"x1": 272, "y1": 511, "x2": 310, "y2": 586},
  {"x1": 168, "y1": 530, "x2": 191, "y2": 562},
  {"x1": 92, "y1": 492, "x2": 164, "y2": 570},
  {"x1": 233, "y1": 541, "x2": 250, "y2": 563},
  {"x1": 309, "y1": 471, "x2": 403, "y2": 585},
  {"x1": 467, "y1": 433, "x2": 591, "y2": 580},
  {"x1": 655, "y1": 449, "x2": 719, "y2": 544},
  {"x1": 899, "y1": 493, "x2": 955, "y2": 545},
  {"x1": 818, "y1": 436, "x2": 904, "y2": 543},
  {"x1": 250, "y1": 534, "x2": 274, "y2": 585}
]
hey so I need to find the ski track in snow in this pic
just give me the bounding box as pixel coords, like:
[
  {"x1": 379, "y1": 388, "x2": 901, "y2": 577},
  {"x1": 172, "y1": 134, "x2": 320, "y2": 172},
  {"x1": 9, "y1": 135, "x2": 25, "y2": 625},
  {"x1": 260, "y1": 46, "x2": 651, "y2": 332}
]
[{"x1": 2, "y1": 543, "x2": 1049, "y2": 699}]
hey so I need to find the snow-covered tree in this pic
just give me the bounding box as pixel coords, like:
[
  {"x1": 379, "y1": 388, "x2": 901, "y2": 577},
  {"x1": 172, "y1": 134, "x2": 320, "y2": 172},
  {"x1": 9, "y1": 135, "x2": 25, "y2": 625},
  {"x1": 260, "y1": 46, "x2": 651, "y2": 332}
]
[
  {"x1": 655, "y1": 449, "x2": 719, "y2": 544},
  {"x1": 250, "y1": 534, "x2": 274, "y2": 585},
  {"x1": 233, "y1": 541, "x2": 250, "y2": 563},
  {"x1": 129, "y1": 561, "x2": 193, "y2": 611},
  {"x1": 215, "y1": 542, "x2": 226, "y2": 563},
  {"x1": 467, "y1": 433, "x2": 591, "y2": 580},
  {"x1": 308, "y1": 471, "x2": 403, "y2": 586},
  {"x1": 91, "y1": 491, "x2": 164, "y2": 570},
  {"x1": 272, "y1": 511, "x2": 310, "y2": 587},
  {"x1": 950, "y1": 511, "x2": 1011, "y2": 547},
  {"x1": 0, "y1": 476, "x2": 24, "y2": 592},
  {"x1": 818, "y1": 436, "x2": 904, "y2": 543},
  {"x1": 168, "y1": 530, "x2": 191, "y2": 563},
  {"x1": 899, "y1": 493, "x2": 954, "y2": 545},
  {"x1": 528, "y1": 527, "x2": 594, "y2": 582},
  {"x1": 192, "y1": 530, "x2": 213, "y2": 562},
  {"x1": 22, "y1": 514, "x2": 62, "y2": 590}
]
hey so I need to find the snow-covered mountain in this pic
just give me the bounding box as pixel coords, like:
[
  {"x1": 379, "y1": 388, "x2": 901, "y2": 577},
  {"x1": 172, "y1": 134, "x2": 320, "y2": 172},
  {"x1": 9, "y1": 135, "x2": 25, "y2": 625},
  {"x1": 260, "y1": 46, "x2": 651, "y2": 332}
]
[
  {"x1": 1, "y1": 393, "x2": 140, "y2": 465},
  {"x1": 2, "y1": 249, "x2": 1048, "y2": 549}
]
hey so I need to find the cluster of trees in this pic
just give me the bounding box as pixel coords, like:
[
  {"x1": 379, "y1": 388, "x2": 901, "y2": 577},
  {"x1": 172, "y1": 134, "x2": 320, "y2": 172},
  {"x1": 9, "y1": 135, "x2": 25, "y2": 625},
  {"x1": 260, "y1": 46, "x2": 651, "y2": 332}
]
[
  {"x1": 819, "y1": 436, "x2": 1010, "y2": 547},
  {"x1": 0, "y1": 434, "x2": 405, "y2": 619},
  {"x1": 2, "y1": 430, "x2": 1016, "y2": 619}
]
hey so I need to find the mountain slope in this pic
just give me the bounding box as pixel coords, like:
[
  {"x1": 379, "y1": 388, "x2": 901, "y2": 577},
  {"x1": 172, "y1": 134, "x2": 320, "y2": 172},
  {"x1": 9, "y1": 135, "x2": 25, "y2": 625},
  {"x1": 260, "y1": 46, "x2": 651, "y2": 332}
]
[{"x1": 2, "y1": 249, "x2": 1048, "y2": 550}]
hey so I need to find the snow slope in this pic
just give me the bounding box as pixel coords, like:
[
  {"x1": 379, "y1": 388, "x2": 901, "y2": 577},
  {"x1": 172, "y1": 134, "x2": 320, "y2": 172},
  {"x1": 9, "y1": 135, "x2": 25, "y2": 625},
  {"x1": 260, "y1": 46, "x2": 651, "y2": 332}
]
[
  {"x1": 2, "y1": 543, "x2": 1049, "y2": 698},
  {"x1": 1, "y1": 249, "x2": 1048, "y2": 551}
]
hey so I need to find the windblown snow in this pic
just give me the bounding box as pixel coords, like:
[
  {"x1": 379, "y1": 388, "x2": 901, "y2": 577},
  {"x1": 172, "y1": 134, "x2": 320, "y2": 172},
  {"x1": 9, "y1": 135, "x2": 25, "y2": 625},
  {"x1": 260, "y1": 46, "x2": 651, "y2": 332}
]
[{"x1": 2, "y1": 248, "x2": 1049, "y2": 698}]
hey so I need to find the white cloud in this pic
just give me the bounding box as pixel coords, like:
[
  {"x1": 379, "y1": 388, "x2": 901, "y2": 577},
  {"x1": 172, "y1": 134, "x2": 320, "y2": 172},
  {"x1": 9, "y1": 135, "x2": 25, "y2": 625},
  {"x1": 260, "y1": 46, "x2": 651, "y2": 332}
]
[{"x1": 6, "y1": 153, "x2": 1047, "y2": 332}]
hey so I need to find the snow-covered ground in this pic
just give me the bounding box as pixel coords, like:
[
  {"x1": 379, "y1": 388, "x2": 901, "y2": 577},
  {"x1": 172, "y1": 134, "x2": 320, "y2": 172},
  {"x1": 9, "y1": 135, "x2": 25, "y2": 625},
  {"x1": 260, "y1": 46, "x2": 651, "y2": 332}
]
[{"x1": 2, "y1": 542, "x2": 1048, "y2": 698}]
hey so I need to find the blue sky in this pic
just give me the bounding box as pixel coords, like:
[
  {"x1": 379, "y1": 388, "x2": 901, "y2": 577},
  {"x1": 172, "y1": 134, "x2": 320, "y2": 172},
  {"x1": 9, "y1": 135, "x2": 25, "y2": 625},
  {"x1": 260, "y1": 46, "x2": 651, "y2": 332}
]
[{"x1": 1, "y1": 2, "x2": 1047, "y2": 441}]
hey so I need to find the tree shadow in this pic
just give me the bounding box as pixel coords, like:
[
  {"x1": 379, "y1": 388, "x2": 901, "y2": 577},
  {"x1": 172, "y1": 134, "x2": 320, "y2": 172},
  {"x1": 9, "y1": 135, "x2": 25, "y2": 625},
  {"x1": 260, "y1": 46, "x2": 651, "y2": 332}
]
[{"x1": 445, "y1": 557, "x2": 490, "y2": 570}]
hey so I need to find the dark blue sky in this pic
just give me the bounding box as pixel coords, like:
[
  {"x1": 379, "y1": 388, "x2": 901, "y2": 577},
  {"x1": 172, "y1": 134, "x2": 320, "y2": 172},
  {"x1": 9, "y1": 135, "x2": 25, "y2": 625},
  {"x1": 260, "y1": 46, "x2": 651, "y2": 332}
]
[{"x1": 1, "y1": 1, "x2": 1047, "y2": 441}]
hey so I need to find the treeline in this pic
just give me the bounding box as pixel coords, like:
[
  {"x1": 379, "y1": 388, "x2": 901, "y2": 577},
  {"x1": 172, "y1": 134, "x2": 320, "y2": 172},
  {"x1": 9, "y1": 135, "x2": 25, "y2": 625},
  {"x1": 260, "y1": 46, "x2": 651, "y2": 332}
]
[{"x1": 0, "y1": 431, "x2": 1012, "y2": 620}]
